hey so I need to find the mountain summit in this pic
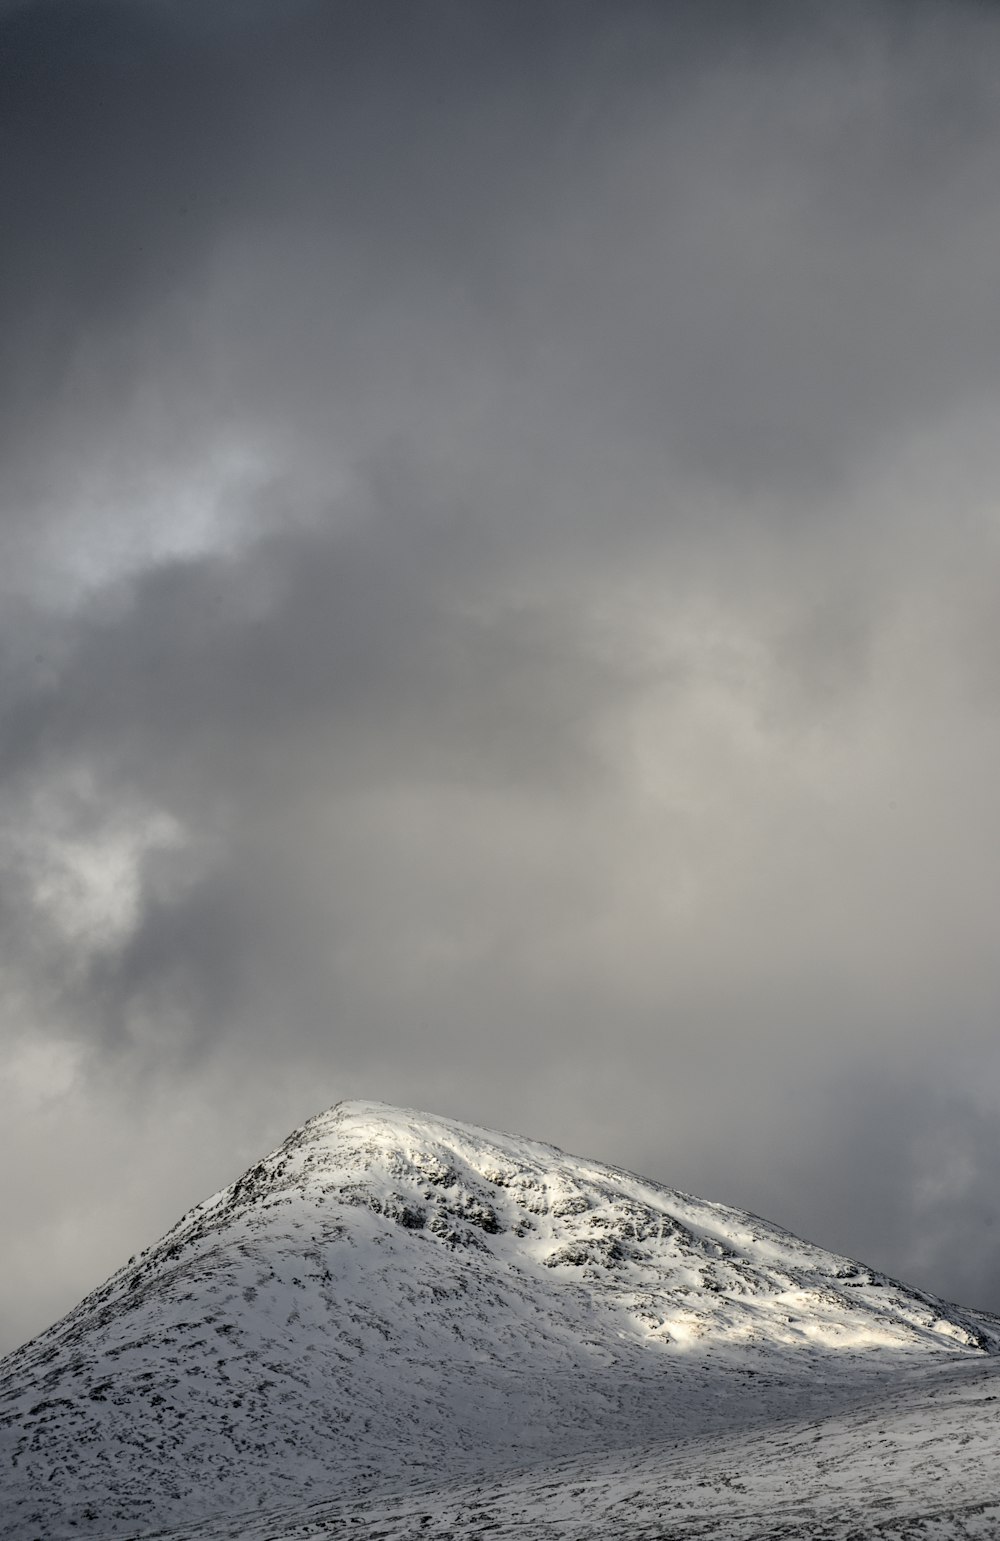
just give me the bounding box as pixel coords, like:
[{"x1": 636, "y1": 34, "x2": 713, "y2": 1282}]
[{"x1": 2, "y1": 1099, "x2": 998, "y2": 1539}]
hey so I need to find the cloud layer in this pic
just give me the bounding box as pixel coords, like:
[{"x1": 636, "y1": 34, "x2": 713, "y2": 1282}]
[{"x1": 3, "y1": 0, "x2": 1000, "y2": 1351}]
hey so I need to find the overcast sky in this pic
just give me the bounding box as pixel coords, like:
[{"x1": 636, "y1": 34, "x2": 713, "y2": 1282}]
[{"x1": 3, "y1": 0, "x2": 1000, "y2": 1354}]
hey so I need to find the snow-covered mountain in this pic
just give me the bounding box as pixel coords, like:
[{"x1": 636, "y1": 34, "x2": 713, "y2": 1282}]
[{"x1": 2, "y1": 1099, "x2": 999, "y2": 1540}]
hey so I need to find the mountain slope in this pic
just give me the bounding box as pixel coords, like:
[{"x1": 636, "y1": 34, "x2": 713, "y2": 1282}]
[
  {"x1": 134, "y1": 1356, "x2": 1000, "y2": 1541},
  {"x1": 2, "y1": 1099, "x2": 998, "y2": 1539}
]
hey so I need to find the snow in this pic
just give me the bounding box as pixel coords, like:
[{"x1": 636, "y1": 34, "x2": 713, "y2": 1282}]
[
  {"x1": 2, "y1": 1098, "x2": 999, "y2": 1539},
  {"x1": 138, "y1": 1358, "x2": 1000, "y2": 1540}
]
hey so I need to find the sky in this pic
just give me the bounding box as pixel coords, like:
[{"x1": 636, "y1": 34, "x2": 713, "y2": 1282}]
[{"x1": 3, "y1": 0, "x2": 1000, "y2": 1354}]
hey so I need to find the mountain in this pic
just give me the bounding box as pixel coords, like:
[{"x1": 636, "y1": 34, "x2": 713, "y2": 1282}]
[{"x1": 2, "y1": 1099, "x2": 999, "y2": 1540}]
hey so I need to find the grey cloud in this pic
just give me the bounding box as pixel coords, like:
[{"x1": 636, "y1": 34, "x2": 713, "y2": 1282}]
[
  {"x1": 4, "y1": 0, "x2": 1000, "y2": 1353},
  {"x1": 0, "y1": 495, "x2": 626, "y2": 1083},
  {"x1": 753, "y1": 1071, "x2": 1000, "y2": 1316},
  {"x1": 7, "y1": 0, "x2": 1000, "y2": 573}
]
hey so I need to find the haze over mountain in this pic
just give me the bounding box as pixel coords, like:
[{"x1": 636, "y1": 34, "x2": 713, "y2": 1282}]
[{"x1": 3, "y1": 1101, "x2": 1000, "y2": 1539}]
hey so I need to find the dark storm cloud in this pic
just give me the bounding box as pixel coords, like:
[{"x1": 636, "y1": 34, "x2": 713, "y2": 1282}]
[
  {"x1": 7, "y1": 0, "x2": 1000, "y2": 555},
  {"x1": 4, "y1": 0, "x2": 1000, "y2": 1352}
]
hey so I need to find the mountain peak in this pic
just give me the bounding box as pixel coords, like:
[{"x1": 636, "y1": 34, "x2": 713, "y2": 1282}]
[{"x1": 299, "y1": 1096, "x2": 510, "y2": 1149}]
